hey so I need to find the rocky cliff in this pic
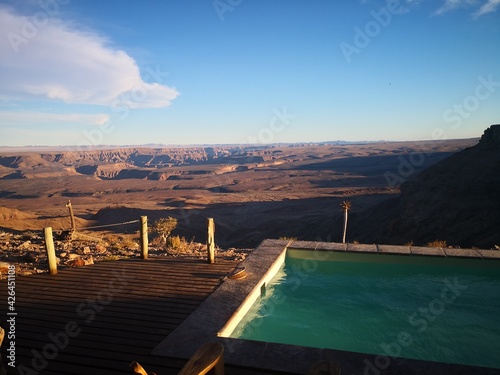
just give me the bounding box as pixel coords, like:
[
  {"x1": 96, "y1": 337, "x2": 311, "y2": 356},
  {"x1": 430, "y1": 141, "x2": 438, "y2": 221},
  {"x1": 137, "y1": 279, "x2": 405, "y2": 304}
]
[
  {"x1": 351, "y1": 125, "x2": 500, "y2": 248},
  {"x1": 0, "y1": 147, "x2": 271, "y2": 179}
]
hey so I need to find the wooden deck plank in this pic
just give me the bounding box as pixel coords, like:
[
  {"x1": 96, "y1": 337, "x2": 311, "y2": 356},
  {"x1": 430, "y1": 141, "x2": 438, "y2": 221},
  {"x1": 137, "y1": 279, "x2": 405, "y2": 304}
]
[
  {"x1": 11, "y1": 301, "x2": 193, "y2": 321},
  {"x1": 9, "y1": 290, "x2": 206, "y2": 309},
  {"x1": 11, "y1": 292, "x2": 202, "y2": 308},
  {"x1": 0, "y1": 257, "x2": 285, "y2": 375},
  {"x1": 12, "y1": 312, "x2": 187, "y2": 334},
  {"x1": 12, "y1": 335, "x2": 154, "y2": 357}
]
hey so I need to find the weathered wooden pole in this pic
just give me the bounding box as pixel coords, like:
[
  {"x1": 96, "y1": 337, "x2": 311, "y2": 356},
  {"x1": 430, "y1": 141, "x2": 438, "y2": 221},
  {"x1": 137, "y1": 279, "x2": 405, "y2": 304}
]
[
  {"x1": 207, "y1": 218, "x2": 215, "y2": 264},
  {"x1": 341, "y1": 200, "x2": 351, "y2": 244},
  {"x1": 66, "y1": 199, "x2": 76, "y2": 232},
  {"x1": 140, "y1": 216, "x2": 148, "y2": 259},
  {"x1": 44, "y1": 227, "x2": 58, "y2": 275}
]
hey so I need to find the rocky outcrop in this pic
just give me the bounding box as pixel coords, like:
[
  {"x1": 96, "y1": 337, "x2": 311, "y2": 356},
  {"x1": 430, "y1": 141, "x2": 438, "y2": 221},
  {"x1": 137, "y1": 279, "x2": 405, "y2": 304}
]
[
  {"x1": 0, "y1": 207, "x2": 35, "y2": 221},
  {"x1": 352, "y1": 125, "x2": 500, "y2": 248},
  {"x1": 0, "y1": 147, "x2": 275, "y2": 179},
  {"x1": 38, "y1": 147, "x2": 264, "y2": 168}
]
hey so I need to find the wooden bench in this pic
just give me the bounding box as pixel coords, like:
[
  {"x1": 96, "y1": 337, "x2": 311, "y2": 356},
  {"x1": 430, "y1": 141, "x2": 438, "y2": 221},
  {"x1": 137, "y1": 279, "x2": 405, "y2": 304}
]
[
  {"x1": 131, "y1": 342, "x2": 224, "y2": 375},
  {"x1": 131, "y1": 343, "x2": 342, "y2": 375}
]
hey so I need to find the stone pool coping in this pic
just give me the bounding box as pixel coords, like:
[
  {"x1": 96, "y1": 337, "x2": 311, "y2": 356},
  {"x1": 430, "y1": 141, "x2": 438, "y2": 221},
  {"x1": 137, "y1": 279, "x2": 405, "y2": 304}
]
[{"x1": 152, "y1": 239, "x2": 500, "y2": 374}]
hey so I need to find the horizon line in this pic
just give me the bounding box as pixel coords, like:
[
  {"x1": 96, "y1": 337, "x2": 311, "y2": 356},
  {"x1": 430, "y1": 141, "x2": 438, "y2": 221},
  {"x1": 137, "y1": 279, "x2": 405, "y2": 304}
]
[{"x1": 0, "y1": 136, "x2": 480, "y2": 151}]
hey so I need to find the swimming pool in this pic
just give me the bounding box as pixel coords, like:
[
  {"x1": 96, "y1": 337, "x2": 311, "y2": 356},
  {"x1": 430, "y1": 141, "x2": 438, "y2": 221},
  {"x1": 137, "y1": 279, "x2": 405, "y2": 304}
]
[
  {"x1": 227, "y1": 249, "x2": 500, "y2": 369},
  {"x1": 153, "y1": 239, "x2": 500, "y2": 374}
]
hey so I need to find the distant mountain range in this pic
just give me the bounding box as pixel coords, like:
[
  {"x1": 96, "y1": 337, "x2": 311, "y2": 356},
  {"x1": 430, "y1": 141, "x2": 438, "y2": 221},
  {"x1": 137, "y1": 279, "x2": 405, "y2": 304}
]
[{"x1": 0, "y1": 139, "x2": 429, "y2": 153}]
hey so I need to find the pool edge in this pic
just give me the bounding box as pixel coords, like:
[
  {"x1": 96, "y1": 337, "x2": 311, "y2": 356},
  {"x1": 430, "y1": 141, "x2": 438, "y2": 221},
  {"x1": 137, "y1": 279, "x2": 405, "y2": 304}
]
[
  {"x1": 151, "y1": 239, "x2": 500, "y2": 375},
  {"x1": 217, "y1": 242, "x2": 288, "y2": 337}
]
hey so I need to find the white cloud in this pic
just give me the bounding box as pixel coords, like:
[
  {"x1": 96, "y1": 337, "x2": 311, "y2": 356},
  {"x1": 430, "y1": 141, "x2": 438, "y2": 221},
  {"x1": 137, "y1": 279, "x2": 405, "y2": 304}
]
[
  {"x1": 0, "y1": 7, "x2": 179, "y2": 108},
  {"x1": 473, "y1": 0, "x2": 500, "y2": 17},
  {"x1": 433, "y1": 0, "x2": 499, "y2": 17},
  {"x1": 433, "y1": 0, "x2": 476, "y2": 16},
  {"x1": 0, "y1": 111, "x2": 111, "y2": 126}
]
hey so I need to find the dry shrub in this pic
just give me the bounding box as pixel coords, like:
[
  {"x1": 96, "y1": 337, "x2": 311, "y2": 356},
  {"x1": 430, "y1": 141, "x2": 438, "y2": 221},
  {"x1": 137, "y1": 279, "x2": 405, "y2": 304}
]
[
  {"x1": 102, "y1": 234, "x2": 139, "y2": 250},
  {"x1": 150, "y1": 236, "x2": 161, "y2": 247},
  {"x1": 167, "y1": 236, "x2": 202, "y2": 256},
  {"x1": 166, "y1": 235, "x2": 182, "y2": 249},
  {"x1": 121, "y1": 236, "x2": 139, "y2": 249},
  {"x1": 151, "y1": 217, "x2": 177, "y2": 242},
  {"x1": 71, "y1": 232, "x2": 101, "y2": 242},
  {"x1": 426, "y1": 240, "x2": 447, "y2": 248}
]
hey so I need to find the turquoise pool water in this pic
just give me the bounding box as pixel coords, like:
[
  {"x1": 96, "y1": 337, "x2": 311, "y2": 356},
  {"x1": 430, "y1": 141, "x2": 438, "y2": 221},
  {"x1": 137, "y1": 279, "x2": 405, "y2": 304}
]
[{"x1": 230, "y1": 249, "x2": 500, "y2": 369}]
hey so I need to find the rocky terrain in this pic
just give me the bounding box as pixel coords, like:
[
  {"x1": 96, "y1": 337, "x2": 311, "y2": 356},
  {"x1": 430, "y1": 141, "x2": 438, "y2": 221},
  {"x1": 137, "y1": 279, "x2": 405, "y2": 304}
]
[
  {"x1": 349, "y1": 125, "x2": 500, "y2": 248},
  {"x1": 0, "y1": 137, "x2": 484, "y2": 274},
  {"x1": 0, "y1": 141, "x2": 474, "y2": 182},
  {"x1": 0, "y1": 146, "x2": 307, "y2": 180},
  {"x1": 0, "y1": 230, "x2": 251, "y2": 278}
]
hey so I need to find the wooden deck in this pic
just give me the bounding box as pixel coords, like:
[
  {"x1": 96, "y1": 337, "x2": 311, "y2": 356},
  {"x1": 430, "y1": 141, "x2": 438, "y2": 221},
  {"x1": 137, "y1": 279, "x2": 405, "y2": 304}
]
[{"x1": 0, "y1": 257, "x2": 287, "y2": 375}]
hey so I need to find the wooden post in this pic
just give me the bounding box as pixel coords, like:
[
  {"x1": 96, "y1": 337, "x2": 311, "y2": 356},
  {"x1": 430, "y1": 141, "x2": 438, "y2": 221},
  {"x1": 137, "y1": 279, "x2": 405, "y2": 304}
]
[
  {"x1": 44, "y1": 227, "x2": 57, "y2": 275},
  {"x1": 140, "y1": 216, "x2": 148, "y2": 259},
  {"x1": 207, "y1": 218, "x2": 215, "y2": 264},
  {"x1": 66, "y1": 200, "x2": 76, "y2": 232}
]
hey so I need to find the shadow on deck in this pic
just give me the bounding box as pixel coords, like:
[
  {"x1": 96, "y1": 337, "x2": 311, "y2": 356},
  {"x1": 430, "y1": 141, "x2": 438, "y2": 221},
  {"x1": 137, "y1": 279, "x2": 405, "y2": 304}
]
[{"x1": 0, "y1": 257, "x2": 285, "y2": 375}]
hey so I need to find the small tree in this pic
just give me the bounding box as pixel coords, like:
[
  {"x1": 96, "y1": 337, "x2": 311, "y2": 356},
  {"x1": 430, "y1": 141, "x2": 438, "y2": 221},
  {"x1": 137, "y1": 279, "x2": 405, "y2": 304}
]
[
  {"x1": 152, "y1": 217, "x2": 178, "y2": 246},
  {"x1": 340, "y1": 200, "x2": 351, "y2": 244}
]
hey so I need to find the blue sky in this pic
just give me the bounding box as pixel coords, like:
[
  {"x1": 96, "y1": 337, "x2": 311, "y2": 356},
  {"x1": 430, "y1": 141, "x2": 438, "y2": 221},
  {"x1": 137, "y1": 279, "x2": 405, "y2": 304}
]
[{"x1": 0, "y1": 0, "x2": 499, "y2": 147}]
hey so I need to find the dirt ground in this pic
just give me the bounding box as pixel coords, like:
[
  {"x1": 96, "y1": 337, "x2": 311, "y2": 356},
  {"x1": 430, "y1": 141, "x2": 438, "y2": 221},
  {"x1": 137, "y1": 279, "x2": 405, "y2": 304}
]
[{"x1": 0, "y1": 139, "x2": 477, "y2": 272}]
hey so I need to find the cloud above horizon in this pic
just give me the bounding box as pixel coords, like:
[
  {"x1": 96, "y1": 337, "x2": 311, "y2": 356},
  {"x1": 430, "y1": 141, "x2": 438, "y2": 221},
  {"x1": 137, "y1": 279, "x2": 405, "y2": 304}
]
[
  {"x1": 0, "y1": 7, "x2": 179, "y2": 109},
  {"x1": 359, "y1": 0, "x2": 498, "y2": 18},
  {"x1": 472, "y1": 0, "x2": 500, "y2": 17},
  {"x1": 0, "y1": 111, "x2": 111, "y2": 126},
  {"x1": 433, "y1": 0, "x2": 500, "y2": 16}
]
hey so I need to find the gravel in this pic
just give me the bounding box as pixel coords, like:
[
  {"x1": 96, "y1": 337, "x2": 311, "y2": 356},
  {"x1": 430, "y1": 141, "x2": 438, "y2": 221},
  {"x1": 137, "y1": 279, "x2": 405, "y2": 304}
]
[{"x1": 0, "y1": 231, "x2": 252, "y2": 278}]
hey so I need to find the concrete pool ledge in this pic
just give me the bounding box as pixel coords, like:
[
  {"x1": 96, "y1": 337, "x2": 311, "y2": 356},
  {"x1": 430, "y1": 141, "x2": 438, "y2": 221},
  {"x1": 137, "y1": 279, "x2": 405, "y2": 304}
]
[
  {"x1": 152, "y1": 239, "x2": 500, "y2": 374},
  {"x1": 152, "y1": 239, "x2": 290, "y2": 363}
]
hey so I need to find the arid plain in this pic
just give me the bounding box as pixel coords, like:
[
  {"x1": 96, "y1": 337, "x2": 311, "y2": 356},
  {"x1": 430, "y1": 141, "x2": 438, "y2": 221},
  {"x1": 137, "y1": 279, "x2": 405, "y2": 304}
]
[{"x1": 0, "y1": 139, "x2": 476, "y2": 248}]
